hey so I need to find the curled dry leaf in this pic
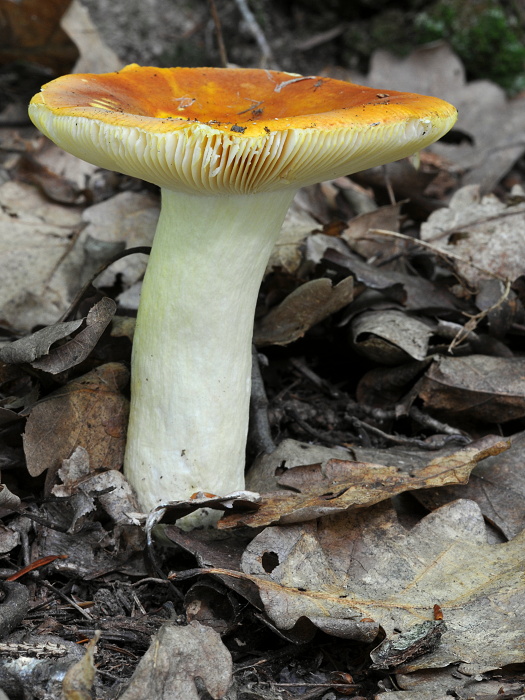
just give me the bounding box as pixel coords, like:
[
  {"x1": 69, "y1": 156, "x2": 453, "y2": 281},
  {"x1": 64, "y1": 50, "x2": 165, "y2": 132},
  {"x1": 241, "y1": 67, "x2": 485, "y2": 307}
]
[
  {"x1": 118, "y1": 622, "x2": 232, "y2": 700},
  {"x1": 0, "y1": 523, "x2": 20, "y2": 555},
  {"x1": 0, "y1": 319, "x2": 83, "y2": 365},
  {"x1": 23, "y1": 362, "x2": 129, "y2": 481},
  {"x1": 14, "y1": 154, "x2": 85, "y2": 206},
  {"x1": 321, "y1": 245, "x2": 458, "y2": 313},
  {"x1": 418, "y1": 355, "x2": 525, "y2": 422},
  {"x1": 61, "y1": 632, "x2": 99, "y2": 700},
  {"x1": 254, "y1": 277, "x2": 354, "y2": 346},
  {"x1": 150, "y1": 491, "x2": 261, "y2": 528},
  {"x1": 0, "y1": 298, "x2": 116, "y2": 374},
  {"x1": 219, "y1": 436, "x2": 508, "y2": 528},
  {"x1": 246, "y1": 438, "x2": 352, "y2": 493},
  {"x1": 340, "y1": 203, "x2": 402, "y2": 260},
  {"x1": 0, "y1": 484, "x2": 21, "y2": 511},
  {"x1": 350, "y1": 310, "x2": 434, "y2": 364},
  {"x1": 31, "y1": 297, "x2": 116, "y2": 374},
  {"x1": 266, "y1": 191, "x2": 319, "y2": 275},
  {"x1": 240, "y1": 499, "x2": 525, "y2": 672}
]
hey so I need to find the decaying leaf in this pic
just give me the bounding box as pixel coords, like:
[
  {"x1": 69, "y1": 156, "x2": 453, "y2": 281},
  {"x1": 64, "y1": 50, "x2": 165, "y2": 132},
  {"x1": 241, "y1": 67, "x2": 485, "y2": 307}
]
[
  {"x1": 0, "y1": 0, "x2": 78, "y2": 75},
  {"x1": 82, "y1": 191, "x2": 159, "y2": 288},
  {"x1": 376, "y1": 667, "x2": 525, "y2": 700},
  {"x1": 319, "y1": 245, "x2": 458, "y2": 313},
  {"x1": 246, "y1": 438, "x2": 353, "y2": 494},
  {"x1": 32, "y1": 297, "x2": 116, "y2": 374},
  {"x1": 61, "y1": 632, "x2": 99, "y2": 700},
  {"x1": 254, "y1": 277, "x2": 354, "y2": 346},
  {"x1": 416, "y1": 430, "x2": 525, "y2": 540},
  {"x1": 350, "y1": 310, "x2": 434, "y2": 364},
  {"x1": 23, "y1": 362, "x2": 129, "y2": 481},
  {"x1": 0, "y1": 298, "x2": 116, "y2": 373},
  {"x1": 420, "y1": 185, "x2": 525, "y2": 286},
  {"x1": 360, "y1": 43, "x2": 525, "y2": 192},
  {"x1": 220, "y1": 436, "x2": 507, "y2": 528},
  {"x1": 0, "y1": 181, "x2": 83, "y2": 332},
  {"x1": 418, "y1": 354, "x2": 525, "y2": 422},
  {"x1": 150, "y1": 491, "x2": 261, "y2": 528},
  {"x1": 240, "y1": 499, "x2": 525, "y2": 671},
  {"x1": 0, "y1": 523, "x2": 20, "y2": 555},
  {"x1": 118, "y1": 622, "x2": 232, "y2": 700},
  {"x1": 14, "y1": 154, "x2": 85, "y2": 205},
  {"x1": 0, "y1": 485, "x2": 22, "y2": 512},
  {"x1": 0, "y1": 319, "x2": 83, "y2": 365},
  {"x1": 266, "y1": 191, "x2": 319, "y2": 275},
  {"x1": 60, "y1": 0, "x2": 122, "y2": 74},
  {"x1": 340, "y1": 202, "x2": 402, "y2": 260}
]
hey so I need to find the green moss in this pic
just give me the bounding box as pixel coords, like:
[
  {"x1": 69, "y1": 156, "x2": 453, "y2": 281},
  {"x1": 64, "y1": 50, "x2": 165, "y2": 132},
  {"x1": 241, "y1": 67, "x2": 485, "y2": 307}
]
[{"x1": 415, "y1": 0, "x2": 525, "y2": 92}]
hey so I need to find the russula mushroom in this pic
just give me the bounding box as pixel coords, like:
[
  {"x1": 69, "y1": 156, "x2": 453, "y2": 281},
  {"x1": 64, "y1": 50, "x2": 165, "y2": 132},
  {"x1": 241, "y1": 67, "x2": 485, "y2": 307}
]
[{"x1": 29, "y1": 65, "x2": 457, "y2": 526}]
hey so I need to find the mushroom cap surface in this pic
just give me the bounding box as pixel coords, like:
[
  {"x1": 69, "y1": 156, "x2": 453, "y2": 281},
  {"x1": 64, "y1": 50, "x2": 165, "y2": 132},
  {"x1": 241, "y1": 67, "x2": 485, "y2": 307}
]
[{"x1": 29, "y1": 64, "x2": 457, "y2": 195}]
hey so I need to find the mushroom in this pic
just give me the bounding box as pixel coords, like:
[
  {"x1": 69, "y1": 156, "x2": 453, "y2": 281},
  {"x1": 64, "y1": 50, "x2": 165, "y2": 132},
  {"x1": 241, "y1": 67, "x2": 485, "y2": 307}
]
[{"x1": 29, "y1": 65, "x2": 457, "y2": 526}]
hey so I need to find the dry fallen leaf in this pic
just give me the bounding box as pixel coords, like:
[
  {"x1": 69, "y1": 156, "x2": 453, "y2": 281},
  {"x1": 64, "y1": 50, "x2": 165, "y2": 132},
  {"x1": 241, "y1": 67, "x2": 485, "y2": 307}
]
[
  {"x1": 416, "y1": 430, "x2": 525, "y2": 540},
  {"x1": 420, "y1": 184, "x2": 525, "y2": 286},
  {"x1": 61, "y1": 632, "x2": 99, "y2": 700},
  {"x1": 246, "y1": 438, "x2": 353, "y2": 493},
  {"x1": 0, "y1": 0, "x2": 78, "y2": 75},
  {"x1": 359, "y1": 43, "x2": 525, "y2": 192},
  {"x1": 0, "y1": 319, "x2": 83, "y2": 365},
  {"x1": 254, "y1": 276, "x2": 354, "y2": 346},
  {"x1": 350, "y1": 310, "x2": 434, "y2": 364},
  {"x1": 118, "y1": 622, "x2": 232, "y2": 700},
  {"x1": 418, "y1": 354, "x2": 525, "y2": 422},
  {"x1": 340, "y1": 203, "x2": 402, "y2": 260},
  {"x1": 240, "y1": 498, "x2": 525, "y2": 672},
  {"x1": 32, "y1": 297, "x2": 116, "y2": 374},
  {"x1": 23, "y1": 362, "x2": 129, "y2": 482},
  {"x1": 266, "y1": 191, "x2": 320, "y2": 275},
  {"x1": 60, "y1": 0, "x2": 122, "y2": 74},
  {"x1": 0, "y1": 181, "x2": 83, "y2": 332},
  {"x1": 219, "y1": 436, "x2": 507, "y2": 528},
  {"x1": 0, "y1": 298, "x2": 116, "y2": 374},
  {"x1": 82, "y1": 191, "x2": 159, "y2": 289},
  {"x1": 318, "y1": 244, "x2": 458, "y2": 314}
]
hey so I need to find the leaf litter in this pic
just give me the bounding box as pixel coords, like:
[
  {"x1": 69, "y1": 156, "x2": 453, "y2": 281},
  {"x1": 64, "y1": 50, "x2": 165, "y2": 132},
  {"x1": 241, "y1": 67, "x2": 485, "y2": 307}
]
[{"x1": 2, "y1": 8, "x2": 525, "y2": 699}]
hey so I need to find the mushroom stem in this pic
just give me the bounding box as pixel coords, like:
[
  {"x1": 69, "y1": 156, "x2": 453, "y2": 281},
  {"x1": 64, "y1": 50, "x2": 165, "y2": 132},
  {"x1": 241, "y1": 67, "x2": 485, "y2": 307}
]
[{"x1": 124, "y1": 187, "x2": 296, "y2": 524}]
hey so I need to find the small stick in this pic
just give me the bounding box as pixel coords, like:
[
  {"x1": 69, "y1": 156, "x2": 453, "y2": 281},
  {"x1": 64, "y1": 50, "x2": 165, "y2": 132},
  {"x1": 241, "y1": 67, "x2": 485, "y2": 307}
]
[
  {"x1": 207, "y1": 0, "x2": 229, "y2": 67},
  {"x1": 249, "y1": 346, "x2": 276, "y2": 454},
  {"x1": 40, "y1": 580, "x2": 93, "y2": 620},
  {"x1": 233, "y1": 0, "x2": 275, "y2": 67}
]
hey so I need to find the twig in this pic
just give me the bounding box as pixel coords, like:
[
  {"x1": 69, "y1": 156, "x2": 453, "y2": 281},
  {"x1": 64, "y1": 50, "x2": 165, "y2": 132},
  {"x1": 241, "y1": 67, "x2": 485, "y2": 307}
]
[
  {"x1": 409, "y1": 405, "x2": 470, "y2": 440},
  {"x1": 286, "y1": 406, "x2": 345, "y2": 446},
  {"x1": 382, "y1": 165, "x2": 396, "y2": 205},
  {"x1": 423, "y1": 208, "x2": 525, "y2": 243},
  {"x1": 289, "y1": 357, "x2": 345, "y2": 400},
  {"x1": 294, "y1": 25, "x2": 346, "y2": 52},
  {"x1": 447, "y1": 278, "x2": 511, "y2": 352},
  {"x1": 233, "y1": 0, "x2": 275, "y2": 67},
  {"x1": 249, "y1": 346, "x2": 276, "y2": 454},
  {"x1": 207, "y1": 0, "x2": 229, "y2": 67},
  {"x1": 39, "y1": 580, "x2": 93, "y2": 620},
  {"x1": 346, "y1": 416, "x2": 468, "y2": 450}
]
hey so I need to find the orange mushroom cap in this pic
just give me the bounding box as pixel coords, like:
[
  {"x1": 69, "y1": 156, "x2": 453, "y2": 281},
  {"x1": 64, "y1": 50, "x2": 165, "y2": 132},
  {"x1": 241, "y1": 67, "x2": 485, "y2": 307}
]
[{"x1": 29, "y1": 64, "x2": 457, "y2": 195}]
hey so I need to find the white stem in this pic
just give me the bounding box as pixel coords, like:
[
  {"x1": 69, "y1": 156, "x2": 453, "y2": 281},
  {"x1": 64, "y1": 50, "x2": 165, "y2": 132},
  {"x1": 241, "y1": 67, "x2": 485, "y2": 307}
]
[{"x1": 124, "y1": 187, "x2": 296, "y2": 524}]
